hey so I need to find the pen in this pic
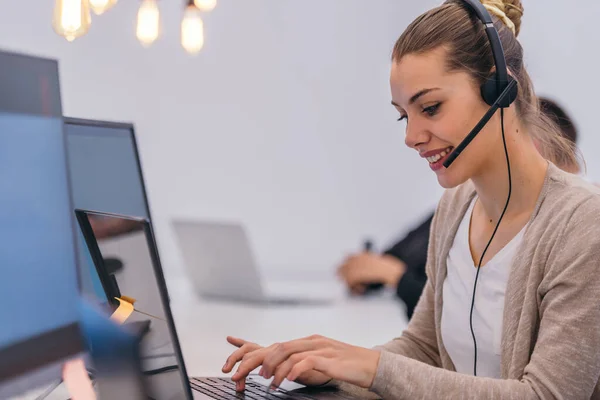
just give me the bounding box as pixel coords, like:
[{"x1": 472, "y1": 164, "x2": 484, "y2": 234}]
[{"x1": 363, "y1": 239, "x2": 384, "y2": 292}]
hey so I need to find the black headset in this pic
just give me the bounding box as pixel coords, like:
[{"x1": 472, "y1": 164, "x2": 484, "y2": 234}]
[
  {"x1": 443, "y1": 0, "x2": 518, "y2": 168},
  {"x1": 441, "y1": 0, "x2": 519, "y2": 377}
]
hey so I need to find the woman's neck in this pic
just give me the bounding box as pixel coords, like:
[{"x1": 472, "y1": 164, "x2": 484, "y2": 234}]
[{"x1": 471, "y1": 125, "x2": 549, "y2": 224}]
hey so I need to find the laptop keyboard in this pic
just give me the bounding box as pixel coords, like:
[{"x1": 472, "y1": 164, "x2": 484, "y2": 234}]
[{"x1": 190, "y1": 377, "x2": 317, "y2": 400}]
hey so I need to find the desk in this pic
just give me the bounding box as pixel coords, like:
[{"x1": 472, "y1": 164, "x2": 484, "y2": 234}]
[{"x1": 167, "y1": 277, "x2": 409, "y2": 377}]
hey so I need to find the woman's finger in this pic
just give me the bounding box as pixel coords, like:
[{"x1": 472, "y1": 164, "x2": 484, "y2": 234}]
[
  {"x1": 231, "y1": 350, "x2": 266, "y2": 384},
  {"x1": 287, "y1": 355, "x2": 329, "y2": 382},
  {"x1": 227, "y1": 336, "x2": 249, "y2": 348},
  {"x1": 262, "y1": 337, "x2": 327, "y2": 378},
  {"x1": 271, "y1": 351, "x2": 323, "y2": 388},
  {"x1": 222, "y1": 343, "x2": 257, "y2": 373}
]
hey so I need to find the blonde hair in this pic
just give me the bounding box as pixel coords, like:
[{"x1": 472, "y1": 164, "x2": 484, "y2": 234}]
[{"x1": 482, "y1": 0, "x2": 523, "y2": 36}]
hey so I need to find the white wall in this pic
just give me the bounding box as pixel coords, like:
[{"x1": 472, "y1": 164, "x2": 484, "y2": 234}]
[
  {"x1": 0, "y1": 0, "x2": 442, "y2": 282},
  {"x1": 144, "y1": 0, "x2": 443, "y2": 280},
  {"x1": 0, "y1": 1, "x2": 596, "y2": 282},
  {"x1": 519, "y1": 2, "x2": 600, "y2": 179}
]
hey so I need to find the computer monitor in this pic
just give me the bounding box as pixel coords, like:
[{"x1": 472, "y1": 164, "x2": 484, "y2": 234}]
[
  {"x1": 64, "y1": 118, "x2": 155, "y2": 305},
  {"x1": 0, "y1": 51, "x2": 85, "y2": 397},
  {"x1": 64, "y1": 118, "x2": 150, "y2": 219}
]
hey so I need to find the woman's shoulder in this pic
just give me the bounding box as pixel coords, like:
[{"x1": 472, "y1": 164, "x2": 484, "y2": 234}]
[
  {"x1": 534, "y1": 164, "x2": 600, "y2": 245},
  {"x1": 543, "y1": 164, "x2": 600, "y2": 219},
  {"x1": 433, "y1": 164, "x2": 600, "y2": 229}
]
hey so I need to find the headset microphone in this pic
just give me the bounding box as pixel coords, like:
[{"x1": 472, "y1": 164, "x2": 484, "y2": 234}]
[{"x1": 443, "y1": 78, "x2": 518, "y2": 168}]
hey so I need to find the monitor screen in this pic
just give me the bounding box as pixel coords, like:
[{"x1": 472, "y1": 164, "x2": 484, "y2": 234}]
[
  {"x1": 0, "y1": 51, "x2": 83, "y2": 390},
  {"x1": 65, "y1": 121, "x2": 148, "y2": 218},
  {"x1": 76, "y1": 211, "x2": 192, "y2": 400},
  {"x1": 65, "y1": 121, "x2": 150, "y2": 305}
]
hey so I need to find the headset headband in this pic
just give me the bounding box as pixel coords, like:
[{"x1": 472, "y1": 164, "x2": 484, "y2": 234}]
[{"x1": 460, "y1": 0, "x2": 510, "y2": 90}]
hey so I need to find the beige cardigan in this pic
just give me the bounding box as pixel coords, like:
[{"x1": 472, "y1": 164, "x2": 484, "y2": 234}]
[{"x1": 336, "y1": 163, "x2": 600, "y2": 399}]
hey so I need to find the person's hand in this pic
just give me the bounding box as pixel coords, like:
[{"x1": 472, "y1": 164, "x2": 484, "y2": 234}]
[
  {"x1": 223, "y1": 335, "x2": 381, "y2": 391},
  {"x1": 222, "y1": 336, "x2": 331, "y2": 391},
  {"x1": 337, "y1": 253, "x2": 406, "y2": 294}
]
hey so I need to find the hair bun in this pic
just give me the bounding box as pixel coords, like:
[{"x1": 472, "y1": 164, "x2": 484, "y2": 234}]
[{"x1": 482, "y1": 0, "x2": 524, "y2": 37}]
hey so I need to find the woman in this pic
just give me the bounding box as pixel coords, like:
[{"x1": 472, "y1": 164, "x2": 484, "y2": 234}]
[{"x1": 222, "y1": 0, "x2": 600, "y2": 398}]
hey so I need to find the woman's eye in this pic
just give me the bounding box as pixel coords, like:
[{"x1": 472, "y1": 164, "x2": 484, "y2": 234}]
[
  {"x1": 397, "y1": 115, "x2": 407, "y2": 122},
  {"x1": 422, "y1": 103, "x2": 441, "y2": 117}
]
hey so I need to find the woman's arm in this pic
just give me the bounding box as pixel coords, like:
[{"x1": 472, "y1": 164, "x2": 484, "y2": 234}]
[
  {"x1": 374, "y1": 277, "x2": 441, "y2": 366},
  {"x1": 331, "y1": 211, "x2": 442, "y2": 397},
  {"x1": 331, "y1": 277, "x2": 440, "y2": 398}
]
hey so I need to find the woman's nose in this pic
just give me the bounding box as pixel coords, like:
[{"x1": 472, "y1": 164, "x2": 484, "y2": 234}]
[{"x1": 404, "y1": 119, "x2": 429, "y2": 149}]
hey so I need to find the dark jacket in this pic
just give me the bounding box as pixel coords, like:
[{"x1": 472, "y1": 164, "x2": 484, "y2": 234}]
[{"x1": 383, "y1": 212, "x2": 433, "y2": 319}]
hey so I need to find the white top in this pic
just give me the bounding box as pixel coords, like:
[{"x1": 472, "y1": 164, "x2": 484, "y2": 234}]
[{"x1": 441, "y1": 198, "x2": 526, "y2": 378}]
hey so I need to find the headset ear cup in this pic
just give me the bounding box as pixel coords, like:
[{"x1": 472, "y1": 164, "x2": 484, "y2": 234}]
[{"x1": 480, "y1": 75, "x2": 518, "y2": 107}]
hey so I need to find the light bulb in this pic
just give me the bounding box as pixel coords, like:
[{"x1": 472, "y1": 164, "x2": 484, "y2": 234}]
[
  {"x1": 136, "y1": 0, "x2": 160, "y2": 47},
  {"x1": 181, "y1": 6, "x2": 204, "y2": 54},
  {"x1": 52, "y1": 0, "x2": 92, "y2": 42},
  {"x1": 89, "y1": 0, "x2": 117, "y2": 15},
  {"x1": 194, "y1": 0, "x2": 216, "y2": 12}
]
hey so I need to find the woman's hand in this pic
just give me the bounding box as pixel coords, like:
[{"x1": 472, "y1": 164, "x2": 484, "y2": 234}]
[
  {"x1": 222, "y1": 336, "x2": 332, "y2": 391},
  {"x1": 222, "y1": 335, "x2": 380, "y2": 391},
  {"x1": 337, "y1": 253, "x2": 406, "y2": 294}
]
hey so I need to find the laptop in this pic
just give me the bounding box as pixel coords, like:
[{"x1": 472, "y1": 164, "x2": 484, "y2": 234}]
[
  {"x1": 172, "y1": 220, "x2": 339, "y2": 305},
  {"x1": 75, "y1": 209, "x2": 360, "y2": 399}
]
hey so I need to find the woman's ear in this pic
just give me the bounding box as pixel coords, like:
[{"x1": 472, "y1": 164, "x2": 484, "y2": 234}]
[
  {"x1": 532, "y1": 137, "x2": 542, "y2": 153},
  {"x1": 487, "y1": 66, "x2": 515, "y2": 78}
]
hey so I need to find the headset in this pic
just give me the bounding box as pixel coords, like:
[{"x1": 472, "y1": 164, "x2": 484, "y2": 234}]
[
  {"x1": 442, "y1": 0, "x2": 519, "y2": 377},
  {"x1": 443, "y1": 0, "x2": 518, "y2": 167}
]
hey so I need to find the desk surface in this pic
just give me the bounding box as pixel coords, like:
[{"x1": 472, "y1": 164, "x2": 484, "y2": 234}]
[{"x1": 168, "y1": 277, "x2": 408, "y2": 377}]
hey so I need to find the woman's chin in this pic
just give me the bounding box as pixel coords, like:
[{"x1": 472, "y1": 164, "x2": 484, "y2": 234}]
[{"x1": 436, "y1": 171, "x2": 464, "y2": 189}]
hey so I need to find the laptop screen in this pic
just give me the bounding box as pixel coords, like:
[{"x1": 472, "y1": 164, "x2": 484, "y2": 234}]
[{"x1": 76, "y1": 210, "x2": 192, "y2": 400}]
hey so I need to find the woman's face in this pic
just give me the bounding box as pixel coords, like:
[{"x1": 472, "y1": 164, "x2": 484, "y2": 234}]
[{"x1": 390, "y1": 47, "x2": 502, "y2": 188}]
